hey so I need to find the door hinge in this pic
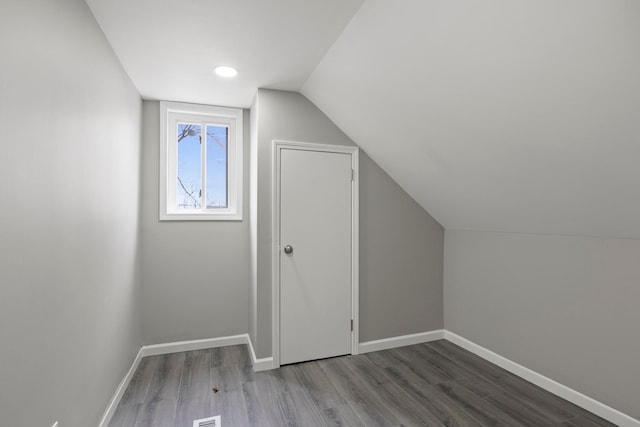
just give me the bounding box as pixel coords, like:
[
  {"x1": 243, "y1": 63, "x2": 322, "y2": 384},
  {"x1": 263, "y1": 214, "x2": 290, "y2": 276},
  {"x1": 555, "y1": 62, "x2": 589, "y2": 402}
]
[
  {"x1": 351, "y1": 319, "x2": 354, "y2": 331},
  {"x1": 351, "y1": 169, "x2": 355, "y2": 181}
]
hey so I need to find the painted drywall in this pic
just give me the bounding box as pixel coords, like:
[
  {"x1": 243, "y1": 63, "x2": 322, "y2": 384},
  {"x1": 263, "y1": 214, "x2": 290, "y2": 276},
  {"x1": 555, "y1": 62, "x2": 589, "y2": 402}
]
[
  {"x1": 0, "y1": 1, "x2": 142, "y2": 426},
  {"x1": 140, "y1": 101, "x2": 249, "y2": 344},
  {"x1": 303, "y1": 0, "x2": 640, "y2": 238},
  {"x1": 444, "y1": 230, "x2": 640, "y2": 419},
  {"x1": 249, "y1": 96, "x2": 259, "y2": 351},
  {"x1": 253, "y1": 89, "x2": 444, "y2": 358},
  {"x1": 86, "y1": 0, "x2": 364, "y2": 108},
  {"x1": 360, "y1": 151, "x2": 444, "y2": 340}
]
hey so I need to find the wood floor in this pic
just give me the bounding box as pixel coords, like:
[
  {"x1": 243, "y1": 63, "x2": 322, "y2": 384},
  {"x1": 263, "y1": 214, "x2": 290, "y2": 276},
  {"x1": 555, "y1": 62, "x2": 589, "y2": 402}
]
[{"x1": 108, "y1": 340, "x2": 616, "y2": 426}]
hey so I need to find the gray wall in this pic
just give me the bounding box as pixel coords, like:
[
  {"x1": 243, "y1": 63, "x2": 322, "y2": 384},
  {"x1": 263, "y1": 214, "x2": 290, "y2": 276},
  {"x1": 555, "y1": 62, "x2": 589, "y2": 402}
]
[
  {"x1": 140, "y1": 101, "x2": 249, "y2": 344},
  {"x1": 253, "y1": 89, "x2": 444, "y2": 357},
  {"x1": 0, "y1": 1, "x2": 142, "y2": 426},
  {"x1": 360, "y1": 152, "x2": 444, "y2": 340},
  {"x1": 444, "y1": 230, "x2": 640, "y2": 420},
  {"x1": 248, "y1": 96, "x2": 259, "y2": 350}
]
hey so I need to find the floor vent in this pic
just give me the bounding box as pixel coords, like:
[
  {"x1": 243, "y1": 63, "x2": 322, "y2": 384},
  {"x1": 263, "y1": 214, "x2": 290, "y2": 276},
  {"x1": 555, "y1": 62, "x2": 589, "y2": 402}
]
[{"x1": 193, "y1": 415, "x2": 221, "y2": 427}]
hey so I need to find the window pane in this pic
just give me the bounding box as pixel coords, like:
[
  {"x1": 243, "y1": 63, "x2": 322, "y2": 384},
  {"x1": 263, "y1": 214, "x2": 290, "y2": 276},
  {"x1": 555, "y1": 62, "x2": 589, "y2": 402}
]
[
  {"x1": 177, "y1": 123, "x2": 202, "y2": 210},
  {"x1": 206, "y1": 125, "x2": 228, "y2": 208}
]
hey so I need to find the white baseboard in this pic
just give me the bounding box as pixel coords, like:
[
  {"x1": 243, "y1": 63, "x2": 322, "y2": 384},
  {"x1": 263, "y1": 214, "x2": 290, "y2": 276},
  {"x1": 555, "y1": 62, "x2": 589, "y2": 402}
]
[
  {"x1": 139, "y1": 334, "x2": 248, "y2": 357},
  {"x1": 358, "y1": 329, "x2": 445, "y2": 354},
  {"x1": 246, "y1": 335, "x2": 275, "y2": 371},
  {"x1": 97, "y1": 347, "x2": 144, "y2": 427},
  {"x1": 444, "y1": 331, "x2": 640, "y2": 427}
]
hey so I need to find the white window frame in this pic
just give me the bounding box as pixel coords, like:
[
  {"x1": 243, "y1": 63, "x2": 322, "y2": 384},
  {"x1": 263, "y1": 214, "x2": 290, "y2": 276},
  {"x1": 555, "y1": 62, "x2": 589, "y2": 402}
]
[{"x1": 159, "y1": 101, "x2": 243, "y2": 221}]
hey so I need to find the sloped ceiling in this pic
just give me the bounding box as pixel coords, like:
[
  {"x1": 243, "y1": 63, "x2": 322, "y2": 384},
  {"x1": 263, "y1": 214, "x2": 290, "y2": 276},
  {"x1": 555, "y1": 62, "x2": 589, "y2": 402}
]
[
  {"x1": 303, "y1": 0, "x2": 640, "y2": 239},
  {"x1": 89, "y1": 0, "x2": 640, "y2": 238}
]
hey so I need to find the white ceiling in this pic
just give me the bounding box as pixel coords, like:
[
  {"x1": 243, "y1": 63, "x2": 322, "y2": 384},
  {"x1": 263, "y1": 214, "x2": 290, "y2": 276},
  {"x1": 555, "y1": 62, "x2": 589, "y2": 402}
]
[
  {"x1": 303, "y1": 0, "x2": 640, "y2": 238},
  {"x1": 85, "y1": 0, "x2": 363, "y2": 108},
  {"x1": 89, "y1": 0, "x2": 640, "y2": 239}
]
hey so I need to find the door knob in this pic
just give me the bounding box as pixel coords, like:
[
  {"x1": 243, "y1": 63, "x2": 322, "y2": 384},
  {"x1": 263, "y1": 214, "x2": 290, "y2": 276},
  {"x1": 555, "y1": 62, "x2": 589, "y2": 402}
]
[{"x1": 283, "y1": 245, "x2": 293, "y2": 254}]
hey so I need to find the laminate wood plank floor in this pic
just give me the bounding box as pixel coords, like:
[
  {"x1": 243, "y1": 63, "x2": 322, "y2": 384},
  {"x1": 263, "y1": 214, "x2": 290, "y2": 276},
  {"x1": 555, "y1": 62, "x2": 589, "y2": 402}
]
[{"x1": 108, "y1": 340, "x2": 616, "y2": 426}]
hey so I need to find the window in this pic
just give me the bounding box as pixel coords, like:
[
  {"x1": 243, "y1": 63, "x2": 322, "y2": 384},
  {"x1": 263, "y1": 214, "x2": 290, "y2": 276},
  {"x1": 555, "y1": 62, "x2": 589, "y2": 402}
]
[{"x1": 160, "y1": 101, "x2": 243, "y2": 220}]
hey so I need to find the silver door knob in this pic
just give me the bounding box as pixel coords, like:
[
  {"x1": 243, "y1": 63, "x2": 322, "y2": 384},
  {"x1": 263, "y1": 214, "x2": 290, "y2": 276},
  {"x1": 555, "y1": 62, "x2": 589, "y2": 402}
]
[{"x1": 283, "y1": 245, "x2": 293, "y2": 254}]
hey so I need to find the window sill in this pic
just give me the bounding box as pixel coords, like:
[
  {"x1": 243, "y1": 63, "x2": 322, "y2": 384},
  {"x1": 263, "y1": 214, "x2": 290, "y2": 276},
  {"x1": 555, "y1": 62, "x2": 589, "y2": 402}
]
[{"x1": 160, "y1": 211, "x2": 243, "y2": 221}]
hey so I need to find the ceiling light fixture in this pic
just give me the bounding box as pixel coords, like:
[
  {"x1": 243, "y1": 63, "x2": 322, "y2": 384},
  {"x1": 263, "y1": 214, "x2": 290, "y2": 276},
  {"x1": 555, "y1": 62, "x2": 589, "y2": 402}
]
[{"x1": 214, "y1": 65, "x2": 238, "y2": 78}]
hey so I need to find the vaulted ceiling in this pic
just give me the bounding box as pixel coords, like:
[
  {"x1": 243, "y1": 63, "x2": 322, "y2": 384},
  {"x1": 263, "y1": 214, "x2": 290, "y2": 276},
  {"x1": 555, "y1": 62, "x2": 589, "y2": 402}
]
[{"x1": 87, "y1": 0, "x2": 640, "y2": 239}]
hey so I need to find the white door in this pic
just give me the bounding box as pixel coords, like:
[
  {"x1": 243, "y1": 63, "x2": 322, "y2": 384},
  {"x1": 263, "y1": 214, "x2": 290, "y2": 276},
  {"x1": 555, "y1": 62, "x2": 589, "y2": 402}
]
[{"x1": 279, "y1": 148, "x2": 353, "y2": 365}]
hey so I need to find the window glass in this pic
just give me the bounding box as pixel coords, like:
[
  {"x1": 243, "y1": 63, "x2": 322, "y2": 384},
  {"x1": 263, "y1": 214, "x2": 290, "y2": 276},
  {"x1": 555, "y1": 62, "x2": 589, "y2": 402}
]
[
  {"x1": 206, "y1": 125, "x2": 228, "y2": 208},
  {"x1": 177, "y1": 123, "x2": 202, "y2": 210}
]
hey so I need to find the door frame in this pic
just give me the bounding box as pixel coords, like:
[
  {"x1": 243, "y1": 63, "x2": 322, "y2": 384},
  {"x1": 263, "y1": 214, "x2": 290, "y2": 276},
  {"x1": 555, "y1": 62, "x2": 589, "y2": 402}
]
[{"x1": 272, "y1": 140, "x2": 359, "y2": 368}]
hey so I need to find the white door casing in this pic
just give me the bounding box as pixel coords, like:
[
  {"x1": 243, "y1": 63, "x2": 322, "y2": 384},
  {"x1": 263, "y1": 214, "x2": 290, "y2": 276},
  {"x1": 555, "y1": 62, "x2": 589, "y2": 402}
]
[{"x1": 273, "y1": 141, "x2": 359, "y2": 367}]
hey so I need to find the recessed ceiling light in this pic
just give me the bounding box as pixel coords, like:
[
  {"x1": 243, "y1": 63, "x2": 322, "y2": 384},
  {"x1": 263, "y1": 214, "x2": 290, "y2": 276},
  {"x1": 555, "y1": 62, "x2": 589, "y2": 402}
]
[{"x1": 214, "y1": 65, "x2": 238, "y2": 78}]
